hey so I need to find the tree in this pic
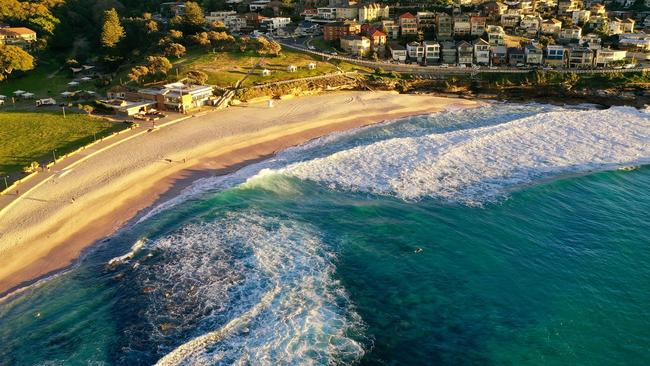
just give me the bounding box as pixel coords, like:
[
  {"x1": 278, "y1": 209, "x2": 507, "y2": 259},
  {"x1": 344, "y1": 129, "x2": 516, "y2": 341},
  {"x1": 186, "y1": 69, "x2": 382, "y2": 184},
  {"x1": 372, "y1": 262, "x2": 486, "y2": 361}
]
[
  {"x1": 256, "y1": 36, "x2": 282, "y2": 56},
  {"x1": 146, "y1": 56, "x2": 172, "y2": 75},
  {"x1": 165, "y1": 43, "x2": 186, "y2": 58},
  {"x1": 128, "y1": 65, "x2": 149, "y2": 83},
  {"x1": 182, "y1": 2, "x2": 206, "y2": 29},
  {"x1": 169, "y1": 29, "x2": 183, "y2": 39},
  {"x1": 0, "y1": 45, "x2": 34, "y2": 81},
  {"x1": 208, "y1": 31, "x2": 235, "y2": 50},
  {"x1": 186, "y1": 70, "x2": 208, "y2": 85},
  {"x1": 539, "y1": 35, "x2": 555, "y2": 47},
  {"x1": 78, "y1": 104, "x2": 94, "y2": 114},
  {"x1": 23, "y1": 161, "x2": 40, "y2": 173},
  {"x1": 100, "y1": 8, "x2": 125, "y2": 48},
  {"x1": 190, "y1": 32, "x2": 211, "y2": 46}
]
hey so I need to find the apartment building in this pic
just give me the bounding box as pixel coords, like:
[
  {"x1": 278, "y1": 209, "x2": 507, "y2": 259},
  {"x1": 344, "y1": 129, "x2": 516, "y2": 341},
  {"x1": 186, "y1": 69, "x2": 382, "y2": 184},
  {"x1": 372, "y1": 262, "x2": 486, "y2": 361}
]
[
  {"x1": 406, "y1": 41, "x2": 425, "y2": 62},
  {"x1": 453, "y1": 14, "x2": 472, "y2": 36},
  {"x1": 340, "y1": 35, "x2": 371, "y2": 56},
  {"x1": 424, "y1": 41, "x2": 441, "y2": 63},
  {"x1": 323, "y1": 20, "x2": 361, "y2": 41},
  {"x1": 399, "y1": 12, "x2": 418, "y2": 36},
  {"x1": 359, "y1": 3, "x2": 389, "y2": 23},
  {"x1": 545, "y1": 45, "x2": 567, "y2": 65},
  {"x1": 470, "y1": 16, "x2": 487, "y2": 36},
  {"x1": 474, "y1": 38, "x2": 491, "y2": 64},
  {"x1": 486, "y1": 25, "x2": 506, "y2": 46},
  {"x1": 381, "y1": 20, "x2": 400, "y2": 39},
  {"x1": 436, "y1": 13, "x2": 454, "y2": 40}
]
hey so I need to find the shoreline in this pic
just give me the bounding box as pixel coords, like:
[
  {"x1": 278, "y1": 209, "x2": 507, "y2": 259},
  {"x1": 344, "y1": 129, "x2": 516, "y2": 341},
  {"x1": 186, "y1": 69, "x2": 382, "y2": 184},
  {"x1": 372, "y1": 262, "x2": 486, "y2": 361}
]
[{"x1": 0, "y1": 91, "x2": 481, "y2": 298}]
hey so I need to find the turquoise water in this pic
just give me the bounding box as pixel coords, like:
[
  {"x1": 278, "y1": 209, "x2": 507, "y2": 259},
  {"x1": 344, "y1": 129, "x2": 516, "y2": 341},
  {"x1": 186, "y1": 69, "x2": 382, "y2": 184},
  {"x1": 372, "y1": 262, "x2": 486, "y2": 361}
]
[{"x1": 1, "y1": 103, "x2": 650, "y2": 365}]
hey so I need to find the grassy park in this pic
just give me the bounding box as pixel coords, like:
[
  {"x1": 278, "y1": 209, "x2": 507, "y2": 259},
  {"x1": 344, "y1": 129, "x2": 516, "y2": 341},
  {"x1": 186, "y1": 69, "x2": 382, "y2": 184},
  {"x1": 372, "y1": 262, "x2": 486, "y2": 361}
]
[{"x1": 0, "y1": 112, "x2": 127, "y2": 184}]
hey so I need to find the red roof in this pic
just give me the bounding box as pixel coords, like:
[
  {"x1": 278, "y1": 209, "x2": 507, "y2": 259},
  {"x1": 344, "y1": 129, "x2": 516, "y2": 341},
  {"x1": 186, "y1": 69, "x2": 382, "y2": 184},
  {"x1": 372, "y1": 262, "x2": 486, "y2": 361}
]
[
  {"x1": 399, "y1": 12, "x2": 415, "y2": 19},
  {"x1": 371, "y1": 30, "x2": 386, "y2": 37},
  {"x1": 0, "y1": 27, "x2": 36, "y2": 36}
]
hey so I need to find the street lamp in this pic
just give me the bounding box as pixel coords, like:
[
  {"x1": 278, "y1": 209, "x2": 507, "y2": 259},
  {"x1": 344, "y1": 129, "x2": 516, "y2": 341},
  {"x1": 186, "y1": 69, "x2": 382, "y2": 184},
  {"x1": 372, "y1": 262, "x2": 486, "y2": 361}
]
[
  {"x1": 3, "y1": 175, "x2": 7, "y2": 190},
  {"x1": 52, "y1": 149, "x2": 58, "y2": 163}
]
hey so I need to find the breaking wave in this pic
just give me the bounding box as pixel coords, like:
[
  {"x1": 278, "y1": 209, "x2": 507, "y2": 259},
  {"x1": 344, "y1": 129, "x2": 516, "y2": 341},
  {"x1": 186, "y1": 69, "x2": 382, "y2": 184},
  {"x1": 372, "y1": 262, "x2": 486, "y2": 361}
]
[
  {"x1": 277, "y1": 106, "x2": 650, "y2": 205},
  {"x1": 122, "y1": 213, "x2": 365, "y2": 365}
]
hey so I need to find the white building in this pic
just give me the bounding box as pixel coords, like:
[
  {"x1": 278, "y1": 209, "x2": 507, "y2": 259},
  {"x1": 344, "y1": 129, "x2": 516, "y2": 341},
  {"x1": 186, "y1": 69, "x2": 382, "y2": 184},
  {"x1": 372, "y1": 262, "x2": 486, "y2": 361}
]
[
  {"x1": 358, "y1": 3, "x2": 389, "y2": 23},
  {"x1": 594, "y1": 48, "x2": 627, "y2": 66},
  {"x1": 423, "y1": 41, "x2": 440, "y2": 64},
  {"x1": 406, "y1": 41, "x2": 425, "y2": 63},
  {"x1": 261, "y1": 17, "x2": 291, "y2": 32},
  {"x1": 206, "y1": 11, "x2": 237, "y2": 23},
  {"x1": 249, "y1": 0, "x2": 270, "y2": 11},
  {"x1": 474, "y1": 38, "x2": 491, "y2": 64}
]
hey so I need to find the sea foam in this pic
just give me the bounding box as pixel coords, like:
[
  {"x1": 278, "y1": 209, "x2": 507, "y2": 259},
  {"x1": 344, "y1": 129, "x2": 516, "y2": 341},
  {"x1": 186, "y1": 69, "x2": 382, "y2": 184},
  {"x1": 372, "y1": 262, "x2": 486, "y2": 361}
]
[
  {"x1": 278, "y1": 106, "x2": 650, "y2": 205},
  {"x1": 125, "y1": 213, "x2": 364, "y2": 365}
]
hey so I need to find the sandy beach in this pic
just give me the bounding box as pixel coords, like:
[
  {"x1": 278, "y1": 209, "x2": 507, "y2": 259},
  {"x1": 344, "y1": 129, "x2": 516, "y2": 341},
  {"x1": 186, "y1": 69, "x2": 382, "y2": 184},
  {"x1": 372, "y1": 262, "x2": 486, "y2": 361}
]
[{"x1": 0, "y1": 91, "x2": 479, "y2": 296}]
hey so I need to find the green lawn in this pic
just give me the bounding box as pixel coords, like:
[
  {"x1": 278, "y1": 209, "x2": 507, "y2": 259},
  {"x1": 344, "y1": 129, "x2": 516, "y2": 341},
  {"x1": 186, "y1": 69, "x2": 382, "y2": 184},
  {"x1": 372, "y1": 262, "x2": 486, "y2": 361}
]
[{"x1": 0, "y1": 112, "x2": 127, "y2": 183}]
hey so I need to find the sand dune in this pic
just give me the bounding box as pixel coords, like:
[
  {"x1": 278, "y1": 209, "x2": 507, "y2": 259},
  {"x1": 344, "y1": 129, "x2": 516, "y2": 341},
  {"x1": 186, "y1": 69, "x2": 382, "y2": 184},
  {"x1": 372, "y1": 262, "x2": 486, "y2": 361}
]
[{"x1": 0, "y1": 91, "x2": 479, "y2": 296}]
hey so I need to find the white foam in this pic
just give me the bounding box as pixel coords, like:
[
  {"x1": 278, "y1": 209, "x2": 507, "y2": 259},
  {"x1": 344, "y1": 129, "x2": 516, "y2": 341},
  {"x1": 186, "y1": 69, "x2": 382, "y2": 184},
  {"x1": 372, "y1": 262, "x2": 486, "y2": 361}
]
[
  {"x1": 129, "y1": 213, "x2": 364, "y2": 365},
  {"x1": 276, "y1": 106, "x2": 650, "y2": 205}
]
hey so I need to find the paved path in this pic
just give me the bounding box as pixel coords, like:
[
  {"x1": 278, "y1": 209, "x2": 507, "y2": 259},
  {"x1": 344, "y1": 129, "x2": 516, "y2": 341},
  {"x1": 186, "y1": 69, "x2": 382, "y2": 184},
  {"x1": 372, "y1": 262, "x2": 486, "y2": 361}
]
[{"x1": 0, "y1": 112, "x2": 192, "y2": 217}]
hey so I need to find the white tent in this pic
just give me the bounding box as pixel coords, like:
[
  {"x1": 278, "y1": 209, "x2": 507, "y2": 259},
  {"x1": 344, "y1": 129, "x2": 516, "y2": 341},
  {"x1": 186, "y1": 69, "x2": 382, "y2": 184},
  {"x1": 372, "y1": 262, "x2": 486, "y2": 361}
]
[
  {"x1": 307, "y1": 62, "x2": 317, "y2": 70},
  {"x1": 82, "y1": 65, "x2": 94, "y2": 70},
  {"x1": 85, "y1": 90, "x2": 96, "y2": 94},
  {"x1": 80, "y1": 77, "x2": 92, "y2": 81},
  {"x1": 61, "y1": 91, "x2": 74, "y2": 97},
  {"x1": 22, "y1": 92, "x2": 35, "y2": 99},
  {"x1": 0, "y1": 100, "x2": 5, "y2": 105},
  {"x1": 261, "y1": 69, "x2": 271, "y2": 76},
  {"x1": 68, "y1": 81, "x2": 79, "y2": 86},
  {"x1": 0, "y1": 95, "x2": 6, "y2": 99},
  {"x1": 13, "y1": 90, "x2": 25, "y2": 95}
]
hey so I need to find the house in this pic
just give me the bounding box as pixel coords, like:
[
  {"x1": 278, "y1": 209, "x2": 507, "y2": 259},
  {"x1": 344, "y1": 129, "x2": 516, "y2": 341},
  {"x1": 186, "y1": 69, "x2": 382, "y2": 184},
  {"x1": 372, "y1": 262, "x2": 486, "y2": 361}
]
[
  {"x1": 441, "y1": 41, "x2": 457, "y2": 64},
  {"x1": 98, "y1": 99, "x2": 157, "y2": 116},
  {"x1": 490, "y1": 45, "x2": 508, "y2": 65},
  {"x1": 249, "y1": 0, "x2": 271, "y2": 11},
  {"x1": 436, "y1": 13, "x2": 453, "y2": 40},
  {"x1": 137, "y1": 82, "x2": 215, "y2": 113},
  {"x1": 406, "y1": 41, "x2": 425, "y2": 62},
  {"x1": 389, "y1": 42, "x2": 407, "y2": 62},
  {"x1": 484, "y1": 1, "x2": 508, "y2": 16},
  {"x1": 524, "y1": 44, "x2": 544, "y2": 64},
  {"x1": 340, "y1": 35, "x2": 371, "y2": 56},
  {"x1": 316, "y1": 6, "x2": 358, "y2": 20},
  {"x1": 607, "y1": 18, "x2": 634, "y2": 35},
  {"x1": 559, "y1": 26, "x2": 582, "y2": 42},
  {"x1": 520, "y1": 15, "x2": 542, "y2": 36},
  {"x1": 572, "y1": 9, "x2": 591, "y2": 24},
  {"x1": 424, "y1": 41, "x2": 441, "y2": 64},
  {"x1": 581, "y1": 33, "x2": 602, "y2": 49},
  {"x1": 261, "y1": 17, "x2": 291, "y2": 32},
  {"x1": 568, "y1": 46, "x2": 594, "y2": 67},
  {"x1": 500, "y1": 13, "x2": 521, "y2": 28},
  {"x1": 619, "y1": 33, "x2": 650, "y2": 51},
  {"x1": 474, "y1": 38, "x2": 491, "y2": 64},
  {"x1": 457, "y1": 41, "x2": 474, "y2": 65},
  {"x1": 107, "y1": 85, "x2": 130, "y2": 100},
  {"x1": 381, "y1": 20, "x2": 400, "y2": 39},
  {"x1": 558, "y1": 0, "x2": 582, "y2": 15},
  {"x1": 160, "y1": 2, "x2": 186, "y2": 17},
  {"x1": 470, "y1": 16, "x2": 487, "y2": 36},
  {"x1": 594, "y1": 48, "x2": 627, "y2": 66},
  {"x1": 399, "y1": 12, "x2": 418, "y2": 36},
  {"x1": 486, "y1": 25, "x2": 506, "y2": 46},
  {"x1": 367, "y1": 29, "x2": 387, "y2": 51},
  {"x1": 417, "y1": 12, "x2": 436, "y2": 30},
  {"x1": 453, "y1": 14, "x2": 471, "y2": 36},
  {"x1": 0, "y1": 27, "x2": 37, "y2": 47},
  {"x1": 545, "y1": 45, "x2": 567, "y2": 66},
  {"x1": 206, "y1": 10, "x2": 237, "y2": 24},
  {"x1": 508, "y1": 47, "x2": 526, "y2": 65},
  {"x1": 590, "y1": 3, "x2": 606, "y2": 16},
  {"x1": 323, "y1": 20, "x2": 360, "y2": 41},
  {"x1": 358, "y1": 3, "x2": 389, "y2": 23},
  {"x1": 224, "y1": 15, "x2": 247, "y2": 32},
  {"x1": 541, "y1": 18, "x2": 562, "y2": 35}
]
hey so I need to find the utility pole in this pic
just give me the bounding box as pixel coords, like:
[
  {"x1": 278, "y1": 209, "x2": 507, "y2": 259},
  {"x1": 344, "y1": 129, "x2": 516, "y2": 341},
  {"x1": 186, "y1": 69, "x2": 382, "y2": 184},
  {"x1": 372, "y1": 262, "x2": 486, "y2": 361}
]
[
  {"x1": 62, "y1": 105, "x2": 66, "y2": 118},
  {"x1": 3, "y1": 175, "x2": 8, "y2": 190},
  {"x1": 52, "y1": 149, "x2": 57, "y2": 163}
]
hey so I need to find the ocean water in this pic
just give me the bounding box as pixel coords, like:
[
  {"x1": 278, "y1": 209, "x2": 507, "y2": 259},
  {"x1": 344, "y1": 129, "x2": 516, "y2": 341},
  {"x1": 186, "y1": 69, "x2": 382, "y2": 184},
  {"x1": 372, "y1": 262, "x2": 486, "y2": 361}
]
[{"x1": 1, "y1": 103, "x2": 650, "y2": 366}]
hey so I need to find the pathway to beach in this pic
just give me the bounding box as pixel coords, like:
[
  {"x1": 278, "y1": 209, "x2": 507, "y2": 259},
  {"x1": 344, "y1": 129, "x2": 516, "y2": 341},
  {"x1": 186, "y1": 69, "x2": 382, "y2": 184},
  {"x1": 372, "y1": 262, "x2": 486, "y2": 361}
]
[{"x1": 0, "y1": 91, "x2": 480, "y2": 296}]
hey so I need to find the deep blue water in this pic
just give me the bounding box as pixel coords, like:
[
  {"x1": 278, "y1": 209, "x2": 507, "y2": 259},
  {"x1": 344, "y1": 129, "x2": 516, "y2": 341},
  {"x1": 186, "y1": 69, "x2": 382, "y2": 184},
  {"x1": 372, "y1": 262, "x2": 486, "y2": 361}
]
[{"x1": 1, "y1": 103, "x2": 650, "y2": 365}]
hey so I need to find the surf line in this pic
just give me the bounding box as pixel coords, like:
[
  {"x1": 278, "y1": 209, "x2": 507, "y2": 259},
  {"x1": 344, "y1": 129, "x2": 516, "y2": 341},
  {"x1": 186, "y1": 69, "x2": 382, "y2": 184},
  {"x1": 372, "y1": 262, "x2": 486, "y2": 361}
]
[{"x1": 155, "y1": 285, "x2": 282, "y2": 366}]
